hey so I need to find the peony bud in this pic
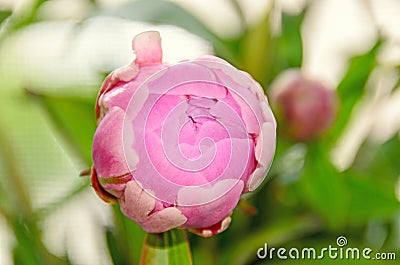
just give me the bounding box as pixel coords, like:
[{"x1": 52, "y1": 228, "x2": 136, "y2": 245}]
[
  {"x1": 91, "y1": 31, "x2": 276, "y2": 237},
  {"x1": 270, "y1": 70, "x2": 338, "y2": 141}
]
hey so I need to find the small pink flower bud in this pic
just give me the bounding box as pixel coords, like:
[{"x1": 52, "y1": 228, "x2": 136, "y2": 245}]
[
  {"x1": 271, "y1": 70, "x2": 338, "y2": 141},
  {"x1": 91, "y1": 31, "x2": 277, "y2": 236}
]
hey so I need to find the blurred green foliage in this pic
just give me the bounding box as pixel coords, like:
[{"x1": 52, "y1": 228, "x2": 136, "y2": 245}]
[
  {"x1": 0, "y1": 0, "x2": 399, "y2": 264},
  {"x1": 0, "y1": 9, "x2": 12, "y2": 24}
]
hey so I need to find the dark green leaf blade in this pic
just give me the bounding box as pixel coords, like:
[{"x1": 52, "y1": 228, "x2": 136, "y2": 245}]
[
  {"x1": 275, "y1": 10, "x2": 305, "y2": 70},
  {"x1": 105, "y1": 227, "x2": 130, "y2": 265},
  {"x1": 328, "y1": 40, "x2": 382, "y2": 142},
  {"x1": 110, "y1": 204, "x2": 146, "y2": 265},
  {"x1": 0, "y1": 10, "x2": 12, "y2": 25}
]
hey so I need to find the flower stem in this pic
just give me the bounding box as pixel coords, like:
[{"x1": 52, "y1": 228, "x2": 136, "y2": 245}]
[{"x1": 140, "y1": 229, "x2": 193, "y2": 265}]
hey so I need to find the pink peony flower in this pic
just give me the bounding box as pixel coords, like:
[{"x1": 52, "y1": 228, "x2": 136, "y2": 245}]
[
  {"x1": 91, "y1": 31, "x2": 276, "y2": 237},
  {"x1": 271, "y1": 70, "x2": 338, "y2": 141}
]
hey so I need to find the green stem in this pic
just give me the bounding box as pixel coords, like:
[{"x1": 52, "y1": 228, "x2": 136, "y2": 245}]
[{"x1": 140, "y1": 229, "x2": 193, "y2": 265}]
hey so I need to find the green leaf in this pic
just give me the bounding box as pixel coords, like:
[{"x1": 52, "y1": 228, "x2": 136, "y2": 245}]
[
  {"x1": 11, "y1": 218, "x2": 66, "y2": 265},
  {"x1": 140, "y1": 229, "x2": 193, "y2": 265},
  {"x1": 0, "y1": 10, "x2": 12, "y2": 25},
  {"x1": 352, "y1": 135, "x2": 400, "y2": 181},
  {"x1": 1, "y1": 0, "x2": 49, "y2": 36},
  {"x1": 101, "y1": 0, "x2": 237, "y2": 62},
  {"x1": 29, "y1": 93, "x2": 96, "y2": 165},
  {"x1": 346, "y1": 136, "x2": 400, "y2": 222},
  {"x1": 241, "y1": 7, "x2": 273, "y2": 83},
  {"x1": 242, "y1": 9, "x2": 305, "y2": 86},
  {"x1": 106, "y1": 227, "x2": 131, "y2": 265},
  {"x1": 274, "y1": 10, "x2": 304, "y2": 71},
  {"x1": 190, "y1": 236, "x2": 216, "y2": 265},
  {"x1": 345, "y1": 172, "x2": 400, "y2": 222},
  {"x1": 328, "y1": 40, "x2": 382, "y2": 142},
  {"x1": 12, "y1": 219, "x2": 42, "y2": 265},
  {"x1": 299, "y1": 143, "x2": 349, "y2": 228}
]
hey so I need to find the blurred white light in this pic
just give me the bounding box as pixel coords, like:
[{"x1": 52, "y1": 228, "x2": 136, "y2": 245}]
[
  {"x1": 172, "y1": 0, "x2": 243, "y2": 38},
  {"x1": 0, "y1": 217, "x2": 13, "y2": 265},
  {"x1": 37, "y1": 0, "x2": 94, "y2": 21},
  {"x1": 1, "y1": 17, "x2": 211, "y2": 97},
  {"x1": 331, "y1": 66, "x2": 399, "y2": 170},
  {"x1": 42, "y1": 191, "x2": 113, "y2": 265},
  {"x1": 302, "y1": 0, "x2": 377, "y2": 86}
]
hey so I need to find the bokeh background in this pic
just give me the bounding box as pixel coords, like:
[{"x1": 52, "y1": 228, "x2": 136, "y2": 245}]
[{"x1": 0, "y1": 0, "x2": 400, "y2": 264}]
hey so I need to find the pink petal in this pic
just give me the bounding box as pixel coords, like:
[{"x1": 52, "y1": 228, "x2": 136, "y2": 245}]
[
  {"x1": 144, "y1": 130, "x2": 208, "y2": 186},
  {"x1": 231, "y1": 92, "x2": 260, "y2": 133},
  {"x1": 92, "y1": 107, "x2": 131, "y2": 178},
  {"x1": 133, "y1": 31, "x2": 162, "y2": 66},
  {"x1": 178, "y1": 179, "x2": 244, "y2": 228},
  {"x1": 120, "y1": 180, "x2": 187, "y2": 233},
  {"x1": 119, "y1": 180, "x2": 155, "y2": 223},
  {"x1": 147, "y1": 62, "x2": 221, "y2": 97},
  {"x1": 144, "y1": 93, "x2": 184, "y2": 133},
  {"x1": 141, "y1": 207, "x2": 187, "y2": 233},
  {"x1": 111, "y1": 63, "x2": 139, "y2": 83},
  {"x1": 197, "y1": 138, "x2": 252, "y2": 183},
  {"x1": 179, "y1": 119, "x2": 228, "y2": 147},
  {"x1": 101, "y1": 64, "x2": 167, "y2": 113},
  {"x1": 212, "y1": 68, "x2": 266, "y2": 134},
  {"x1": 166, "y1": 81, "x2": 227, "y2": 99},
  {"x1": 194, "y1": 55, "x2": 230, "y2": 65},
  {"x1": 188, "y1": 215, "x2": 232, "y2": 237},
  {"x1": 247, "y1": 122, "x2": 276, "y2": 191},
  {"x1": 260, "y1": 100, "x2": 276, "y2": 125}
]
